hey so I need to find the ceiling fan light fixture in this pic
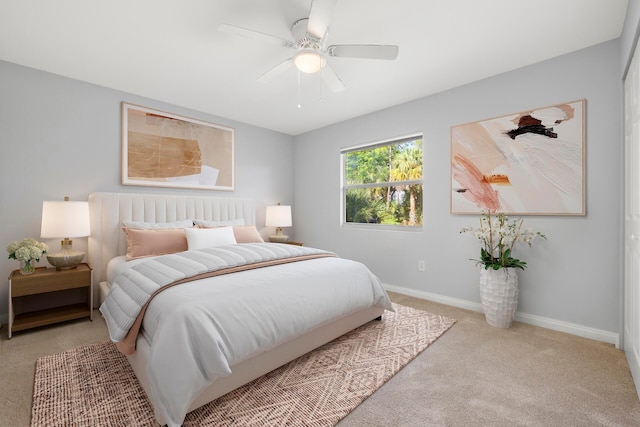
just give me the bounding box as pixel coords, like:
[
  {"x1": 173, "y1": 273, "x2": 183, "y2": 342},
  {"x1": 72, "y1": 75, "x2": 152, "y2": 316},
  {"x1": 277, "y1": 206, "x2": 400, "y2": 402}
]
[{"x1": 293, "y1": 49, "x2": 326, "y2": 74}]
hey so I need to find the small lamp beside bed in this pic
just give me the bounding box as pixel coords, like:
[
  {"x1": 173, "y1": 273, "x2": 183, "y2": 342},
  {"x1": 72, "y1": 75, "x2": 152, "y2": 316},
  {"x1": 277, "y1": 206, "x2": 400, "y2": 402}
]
[
  {"x1": 265, "y1": 203, "x2": 292, "y2": 242},
  {"x1": 40, "y1": 196, "x2": 90, "y2": 270}
]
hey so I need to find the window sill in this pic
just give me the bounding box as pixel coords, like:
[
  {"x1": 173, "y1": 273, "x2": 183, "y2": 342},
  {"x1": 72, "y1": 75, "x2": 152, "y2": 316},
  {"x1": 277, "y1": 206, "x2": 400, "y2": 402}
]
[{"x1": 341, "y1": 223, "x2": 423, "y2": 232}]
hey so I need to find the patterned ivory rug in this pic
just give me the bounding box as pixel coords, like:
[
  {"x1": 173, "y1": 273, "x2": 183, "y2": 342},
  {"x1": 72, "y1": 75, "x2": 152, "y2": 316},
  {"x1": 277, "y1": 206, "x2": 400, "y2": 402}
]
[{"x1": 31, "y1": 304, "x2": 455, "y2": 427}]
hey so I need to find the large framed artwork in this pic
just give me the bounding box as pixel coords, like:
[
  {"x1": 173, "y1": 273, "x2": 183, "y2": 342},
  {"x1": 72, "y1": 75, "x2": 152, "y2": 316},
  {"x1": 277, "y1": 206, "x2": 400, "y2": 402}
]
[
  {"x1": 122, "y1": 103, "x2": 235, "y2": 191},
  {"x1": 451, "y1": 99, "x2": 585, "y2": 215}
]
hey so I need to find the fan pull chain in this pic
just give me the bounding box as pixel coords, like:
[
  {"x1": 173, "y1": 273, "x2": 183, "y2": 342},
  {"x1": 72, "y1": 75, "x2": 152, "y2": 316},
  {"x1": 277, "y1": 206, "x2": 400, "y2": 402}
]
[{"x1": 297, "y1": 71, "x2": 302, "y2": 109}]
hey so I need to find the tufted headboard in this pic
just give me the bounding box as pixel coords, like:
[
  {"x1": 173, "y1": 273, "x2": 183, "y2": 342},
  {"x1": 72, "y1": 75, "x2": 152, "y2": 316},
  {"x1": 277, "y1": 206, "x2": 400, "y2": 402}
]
[{"x1": 87, "y1": 192, "x2": 255, "y2": 305}]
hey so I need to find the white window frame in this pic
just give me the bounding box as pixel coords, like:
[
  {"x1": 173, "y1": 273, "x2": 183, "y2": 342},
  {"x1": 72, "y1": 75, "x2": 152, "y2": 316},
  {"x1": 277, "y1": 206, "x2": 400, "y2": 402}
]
[{"x1": 340, "y1": 133, "x2": 423, "y2": 231}]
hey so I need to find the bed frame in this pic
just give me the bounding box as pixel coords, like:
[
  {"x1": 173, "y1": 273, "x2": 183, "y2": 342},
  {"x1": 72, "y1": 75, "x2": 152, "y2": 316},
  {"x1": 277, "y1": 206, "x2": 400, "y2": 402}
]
[{"x1": 87, "y1": 191, "x2": 384, "y2": 425}]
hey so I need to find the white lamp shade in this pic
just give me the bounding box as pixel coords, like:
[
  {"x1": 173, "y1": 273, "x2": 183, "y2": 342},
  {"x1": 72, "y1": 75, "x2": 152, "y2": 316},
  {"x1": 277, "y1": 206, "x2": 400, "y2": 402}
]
[
  {"x1": 41, "y1": 201, "x2": 90, "y2": 238},
  {"x1": 265, "y1": 205, "x2": 292, "y2": 227}
]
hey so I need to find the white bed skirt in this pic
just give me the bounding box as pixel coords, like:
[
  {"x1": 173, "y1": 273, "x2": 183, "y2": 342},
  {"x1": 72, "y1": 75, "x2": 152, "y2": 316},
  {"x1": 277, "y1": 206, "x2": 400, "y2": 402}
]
[{"x1": 127, "y1": 306, "x2": 384, "y2": 425}]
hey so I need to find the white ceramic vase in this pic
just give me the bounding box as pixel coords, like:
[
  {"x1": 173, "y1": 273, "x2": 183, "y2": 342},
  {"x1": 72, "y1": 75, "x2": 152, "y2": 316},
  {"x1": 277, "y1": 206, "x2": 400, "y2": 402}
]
[{"x1": 479, "y1": 267, "x2": 519, "y2": 328}]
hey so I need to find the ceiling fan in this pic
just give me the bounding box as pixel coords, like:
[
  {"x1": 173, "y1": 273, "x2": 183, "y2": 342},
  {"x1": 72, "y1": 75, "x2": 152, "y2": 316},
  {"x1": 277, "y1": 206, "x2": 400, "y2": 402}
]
[{"x1": 218, "y1": 0, "x2": 399, "y2": 93}]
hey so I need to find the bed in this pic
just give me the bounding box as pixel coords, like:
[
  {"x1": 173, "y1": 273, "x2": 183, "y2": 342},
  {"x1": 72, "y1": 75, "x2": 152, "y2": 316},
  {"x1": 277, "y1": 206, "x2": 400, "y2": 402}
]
[{"x1": 88, "y1": 191, "x2": 392, "y2": 426}]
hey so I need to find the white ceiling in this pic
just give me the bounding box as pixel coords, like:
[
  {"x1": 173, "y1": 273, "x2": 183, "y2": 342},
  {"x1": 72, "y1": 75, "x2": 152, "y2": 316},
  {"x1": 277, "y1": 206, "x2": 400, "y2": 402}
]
[{"x1": 0, "y1": 0, "x2": 628, "y2": 135}]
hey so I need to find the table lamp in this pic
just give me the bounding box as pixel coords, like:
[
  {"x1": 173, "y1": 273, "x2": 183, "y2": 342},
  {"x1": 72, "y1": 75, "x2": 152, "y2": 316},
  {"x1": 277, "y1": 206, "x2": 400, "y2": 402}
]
[
  {"x1": 40, "y1": 196, "x2": 90, "y2": 270},
  {"x1": 265, "y1": 204, "x2": 292, "y2": 243}
]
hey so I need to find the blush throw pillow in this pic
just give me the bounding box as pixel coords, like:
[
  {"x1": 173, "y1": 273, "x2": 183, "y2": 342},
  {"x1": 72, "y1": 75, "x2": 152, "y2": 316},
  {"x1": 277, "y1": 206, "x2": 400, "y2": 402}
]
[
  {"x1": 230, "y1": 225, "x2": 264, "y2": 243},
  {"x1": 184, "y1": 226, "x2": 237, "y2": 250},
  {"x1": 124, "y1": 228, "x2": 188, "y2": 260}
]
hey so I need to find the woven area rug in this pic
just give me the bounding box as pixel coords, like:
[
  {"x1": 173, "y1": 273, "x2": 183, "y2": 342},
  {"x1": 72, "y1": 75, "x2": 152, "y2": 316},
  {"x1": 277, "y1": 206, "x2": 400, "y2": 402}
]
[{"x1": 31, "y1": 304, "x2": 455, "y2": 426}]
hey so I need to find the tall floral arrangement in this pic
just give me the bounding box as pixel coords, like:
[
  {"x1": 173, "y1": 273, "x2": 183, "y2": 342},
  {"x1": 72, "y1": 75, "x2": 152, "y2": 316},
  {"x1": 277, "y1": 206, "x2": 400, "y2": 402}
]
[
  {"x1": 460, "y1": 211, "x2": 546, "y2": 270},
  {"x1": 7, "y1": 238, "x2": 48, "y2": 273}
]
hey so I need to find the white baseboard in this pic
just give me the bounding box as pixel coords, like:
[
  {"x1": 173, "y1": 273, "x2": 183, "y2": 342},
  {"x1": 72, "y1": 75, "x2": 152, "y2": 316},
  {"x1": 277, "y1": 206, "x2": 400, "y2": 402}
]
[
  {"x1": 383, "y1": 283, "x2": 620, "y2": 348},
  {"x1": 2, "y1": 282, "x2": 619, "y2": 348}
]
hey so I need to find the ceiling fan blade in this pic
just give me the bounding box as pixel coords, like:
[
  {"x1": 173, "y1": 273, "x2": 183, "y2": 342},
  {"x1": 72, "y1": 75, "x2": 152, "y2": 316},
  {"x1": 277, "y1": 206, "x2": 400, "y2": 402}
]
[
  {"x1": 219, "y1": 23, "x2": 295, "y2": 48},
  {"x1": 328, "y1": 44, "x2": 399, "y2": 60},
  {"x1": 321, "y1": 64, "x2": 346, "y2": 93},
  {"x1": 307, "y1": 0, "x2": 338, "y2": 40},
  {"x1": 257, "y1": 58, "x2": 294, "y2": 83}
]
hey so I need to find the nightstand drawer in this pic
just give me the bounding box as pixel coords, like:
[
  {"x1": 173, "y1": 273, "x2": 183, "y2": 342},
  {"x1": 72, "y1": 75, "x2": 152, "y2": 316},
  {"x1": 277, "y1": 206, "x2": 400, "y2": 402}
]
[{"x1": 11, "y1": 266, "x2": 91, "y2": 297}]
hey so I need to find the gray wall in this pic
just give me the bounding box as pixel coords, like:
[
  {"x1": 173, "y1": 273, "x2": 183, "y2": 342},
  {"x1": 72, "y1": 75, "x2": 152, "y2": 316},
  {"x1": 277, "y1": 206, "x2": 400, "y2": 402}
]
[
  {"x1": 0, "y1": 60, "x2": 294, "y2": 321},
  {"x1": 0, "y1": 38, "x2": 625, "y2": 339},
  {"x1": 293, "y1": 40, "x2": 622, "y2": 336}
]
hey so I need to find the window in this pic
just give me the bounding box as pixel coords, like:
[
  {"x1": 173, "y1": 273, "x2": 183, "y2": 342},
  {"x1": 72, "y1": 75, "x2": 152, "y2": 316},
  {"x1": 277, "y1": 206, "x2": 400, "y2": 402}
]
[{"x1": 341, "y1": 134, "x2": 423, "y2": 227}]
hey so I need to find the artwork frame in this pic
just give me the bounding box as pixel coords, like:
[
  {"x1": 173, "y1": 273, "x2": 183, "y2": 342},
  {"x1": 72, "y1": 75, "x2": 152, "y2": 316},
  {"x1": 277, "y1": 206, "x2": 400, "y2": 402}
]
[
  {"x1": 122, "y1": 102, "x2": 235, "y2": 191},
  {"x1": 451, "y1": 99, "x2": 585, "y2": 215}
]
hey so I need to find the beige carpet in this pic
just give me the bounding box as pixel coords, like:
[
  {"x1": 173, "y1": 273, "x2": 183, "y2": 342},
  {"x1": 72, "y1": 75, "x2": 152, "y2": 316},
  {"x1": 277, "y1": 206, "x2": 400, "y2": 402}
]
[{"x1": 30, "y1": 304, "x2": 455, "y2": 427}]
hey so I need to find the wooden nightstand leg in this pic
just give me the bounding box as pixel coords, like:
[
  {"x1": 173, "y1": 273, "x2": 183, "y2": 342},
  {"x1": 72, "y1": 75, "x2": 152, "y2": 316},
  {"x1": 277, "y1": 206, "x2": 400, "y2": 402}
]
[
  {"x1": 88, "y1": 269, "x2": 94, "y2": 321},
  {"x1": 8, "y1": 277, "x2": 13, "y2": 339}
]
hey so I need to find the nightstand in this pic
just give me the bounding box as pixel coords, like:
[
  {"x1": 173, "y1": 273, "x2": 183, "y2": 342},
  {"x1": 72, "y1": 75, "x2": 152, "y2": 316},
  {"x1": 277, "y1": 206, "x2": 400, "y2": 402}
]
[
  {"x1": 8, "y1": 263, "x2": 93, "y2": 338},
  {"x1": 281, "y1": 241, "x2": 303, "y2": 246}
]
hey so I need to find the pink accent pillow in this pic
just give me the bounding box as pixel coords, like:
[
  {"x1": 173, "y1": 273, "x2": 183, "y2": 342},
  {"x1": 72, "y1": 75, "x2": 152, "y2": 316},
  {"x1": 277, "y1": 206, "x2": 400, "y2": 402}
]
[
  {"x1": 231, "y1": 225, "x2": 264, "y2": 243},
  {"x1": 123, "y1": 228, "x2": 187, "y2": 260}
]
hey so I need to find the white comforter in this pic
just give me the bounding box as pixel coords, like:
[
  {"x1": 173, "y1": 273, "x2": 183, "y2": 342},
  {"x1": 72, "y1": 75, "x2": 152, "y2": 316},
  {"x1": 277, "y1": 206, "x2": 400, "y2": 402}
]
[{"x1": 105, "y1": 246, "x2": 392, "y2": 426}]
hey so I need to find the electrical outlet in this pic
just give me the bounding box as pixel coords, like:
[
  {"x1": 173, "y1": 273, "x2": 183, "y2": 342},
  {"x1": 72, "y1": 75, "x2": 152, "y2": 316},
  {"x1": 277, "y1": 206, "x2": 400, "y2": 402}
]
[{"x1": 418, "y1": 260, "x2": 425, "y2": 271}]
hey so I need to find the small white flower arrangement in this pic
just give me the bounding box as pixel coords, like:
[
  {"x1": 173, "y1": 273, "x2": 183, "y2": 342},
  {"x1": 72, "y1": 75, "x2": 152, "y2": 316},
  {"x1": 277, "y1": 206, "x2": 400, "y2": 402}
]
[
  {"x1": 460, "y1": 211, "x2": 546, "y2": 270},
  {"x1": 7, "y1": 238, "x2": 49, "y2": 273}
]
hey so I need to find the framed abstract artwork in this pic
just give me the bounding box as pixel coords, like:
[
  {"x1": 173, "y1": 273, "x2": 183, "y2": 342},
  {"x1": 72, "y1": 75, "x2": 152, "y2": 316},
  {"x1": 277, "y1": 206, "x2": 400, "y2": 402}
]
[
  {"x1": 122, "y1": 103, "x2": 235, "y2": 191},
  {"x1": 451, "y1": 99, "x2": 585, "y2": 215}
]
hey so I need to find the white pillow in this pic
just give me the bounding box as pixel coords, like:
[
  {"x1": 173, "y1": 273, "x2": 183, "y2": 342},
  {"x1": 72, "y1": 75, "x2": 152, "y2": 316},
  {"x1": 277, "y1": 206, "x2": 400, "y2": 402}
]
[
  {"x1": 184, "y1": 227, "x2": 237, "y2": 250},
  {"x1": 123, "y1": 219, "x2": 194, "y2": 229},
  {"x1": 193, "y1": 218, "x2": 245, "y2": 227}
]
